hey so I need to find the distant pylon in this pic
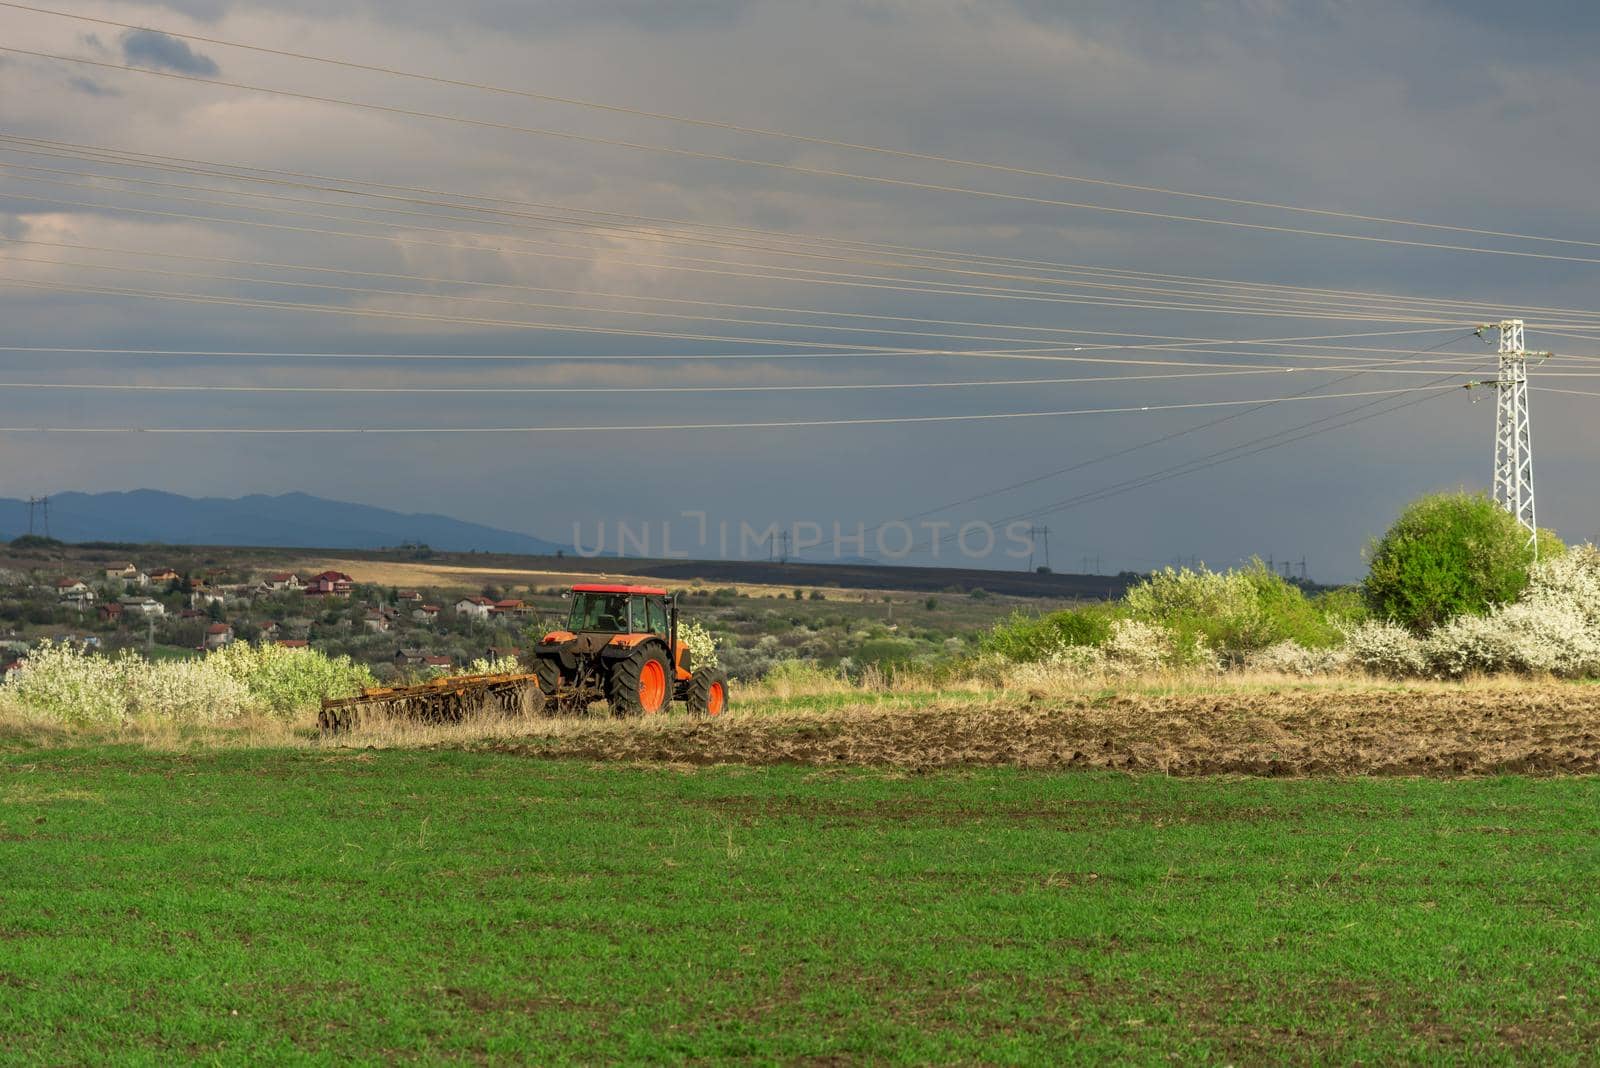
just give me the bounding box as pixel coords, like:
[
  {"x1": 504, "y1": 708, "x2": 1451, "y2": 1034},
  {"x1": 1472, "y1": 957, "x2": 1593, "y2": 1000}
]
[
  {"x1": 1486, "y1": 319, "x2": 1546, "y2": 553},
  {"x1": 26, "y1": 495, "x2": 49, "y2": 538},
  {"x1": 1027, "y1": 525, "x2": 1050, "y2": 570}
]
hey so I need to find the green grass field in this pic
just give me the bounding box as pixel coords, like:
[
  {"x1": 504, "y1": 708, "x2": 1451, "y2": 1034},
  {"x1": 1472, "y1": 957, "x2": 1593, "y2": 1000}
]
[{"x1": 4, "y1": 748, "x2": 1600, "y2": 1063}]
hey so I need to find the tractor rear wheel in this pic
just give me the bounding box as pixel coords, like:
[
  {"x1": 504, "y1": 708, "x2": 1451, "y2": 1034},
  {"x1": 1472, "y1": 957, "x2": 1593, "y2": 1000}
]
[
  {"x1": 606, "y1": 645, "x2": 672, "y2": 716},
  {"x1": 685, "y1": 667, "x2": 730, "y2": 717}
]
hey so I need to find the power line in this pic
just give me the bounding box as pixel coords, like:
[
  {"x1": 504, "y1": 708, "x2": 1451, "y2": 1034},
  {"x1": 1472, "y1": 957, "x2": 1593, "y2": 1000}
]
[
  {"x1": 8, "y1": 2, "x2": 1600, "y2": 256},
  {"x1": 11, "y1": 134, "x2": 1595, "y2": 326},
  {"x1": 946, "y1": 379, "x2": 1468, "y2": 550},
  {"x1": 0, "y1": 191, "x2": 1473, "y2": 327},
  {"x1": 10, "y1": 239, "x2": 1475, "y2": 353},
  {"x1": 0, "y1": 382, "x2": 1470, "y2": 433},
  {"x1": 872, "y1": 332, "x2": 1480, "y2": 537},
  {"x1": 10, "y1": 232, "x2": 1410, "y2": 350},
  {"x1": 0, "y1": 361, "x2": 1493, "y2": 395},
  {"x1": 1, "y1": 252, "x2": 1511, "y2": 367},
  {"x1": 1533, "y1": 386, "x2": 1600, "y2": 398},
  {"x1": 0, "y1": 146, "x2": 1566, "y2": 326},
  {"x1": 8, "y1": 43, "x2": 1600, "y2": 267},
  {"x1": 0, "y1": 183, "x2": 1479, "y2": 325},
  {"x1": 0, "y1": 275, "x2": 1478, "y2": 357},
  {"x1": 0, "y1": 325, "x2": 1491, "y2": 358}
]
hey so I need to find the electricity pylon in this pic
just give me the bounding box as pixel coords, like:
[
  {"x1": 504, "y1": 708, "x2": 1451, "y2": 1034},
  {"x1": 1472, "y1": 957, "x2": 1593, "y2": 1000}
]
[{"x1": 1471, "y1": 319, "x2": 1548, "y2": 553}]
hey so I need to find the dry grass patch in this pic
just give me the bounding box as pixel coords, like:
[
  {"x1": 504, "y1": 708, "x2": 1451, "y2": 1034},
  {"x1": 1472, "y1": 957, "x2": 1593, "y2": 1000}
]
[{"x1": 7, "y1": 672, "x2": 1600, "y2": 776}]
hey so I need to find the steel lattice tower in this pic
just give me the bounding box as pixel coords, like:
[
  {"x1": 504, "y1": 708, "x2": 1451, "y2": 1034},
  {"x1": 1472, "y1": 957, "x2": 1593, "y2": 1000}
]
[{"x1": 1490, "y1": 319, "x2": 1539, "y2": 551}]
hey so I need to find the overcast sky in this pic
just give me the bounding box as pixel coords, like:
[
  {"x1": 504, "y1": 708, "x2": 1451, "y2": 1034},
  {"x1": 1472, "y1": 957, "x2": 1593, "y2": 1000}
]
[{"x1": 1, "y1": 0, "x2": 1597, "y2": 581}]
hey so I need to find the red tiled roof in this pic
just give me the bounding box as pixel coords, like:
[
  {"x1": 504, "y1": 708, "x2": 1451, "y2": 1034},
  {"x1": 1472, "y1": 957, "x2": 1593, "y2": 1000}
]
[
  {"x1": 423, "y1": 655, "x2": 452, "y2": 666},
  {"x1": 206, "y1": 623, "x2": 232, "y2": 635},
  {"x1": 54, "y1": 577, "x2": 82, "y2": 588},
  {"x1": 277, "y1": 639, "x2": 309, "y2": 648},
  {"x1": 265, "y1": 572, "x2": 297, "y2": 582}
]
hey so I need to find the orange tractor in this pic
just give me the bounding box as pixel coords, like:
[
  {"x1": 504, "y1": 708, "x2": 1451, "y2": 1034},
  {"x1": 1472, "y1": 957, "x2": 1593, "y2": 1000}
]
[
  {"x1": 318, "y1": 582, "x2": 728, "y2": 731},
  {"x1": 532, "y1": 584, "x2": 729, "y2": 717}
]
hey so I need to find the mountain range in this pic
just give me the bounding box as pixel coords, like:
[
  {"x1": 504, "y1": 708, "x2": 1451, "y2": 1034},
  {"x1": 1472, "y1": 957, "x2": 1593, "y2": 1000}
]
[{"x1": 0, "y1": 491, "x2": 567, "y2": 554}]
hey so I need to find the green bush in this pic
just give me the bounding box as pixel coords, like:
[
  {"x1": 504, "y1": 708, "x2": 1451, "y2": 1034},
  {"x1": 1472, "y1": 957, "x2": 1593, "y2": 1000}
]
[
  {"x1": 1240, "y1": 567, "x2": 1343, "y2": 650},
  {"x1": 202, "y1": 642, "x2": 375, "y2": 718},
  {"x1": 1364, "y1": 492, "x2": 1561, "y2": 632},
  {"x1": 853, "y1": 637, "x2": 921, "y2": 669},
  {"x1": 978, "y1": 605, "x2": 1116, "y2": 663},
  {"x1": 1122, "y1": 562, "x2": 1339, "y2": 656},
  {"x1": 1313, "y1": 587, "x2": 1368, "y2": 626}
]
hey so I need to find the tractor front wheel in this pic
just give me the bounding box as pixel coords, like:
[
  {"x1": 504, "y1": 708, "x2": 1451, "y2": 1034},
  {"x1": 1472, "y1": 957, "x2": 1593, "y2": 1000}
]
[
  {"x1": 606, "y1": 646, "x2": 672, "y2": 716},
  {"x1": 685, "y1": 667, "x2": 730, "y2": 717}
]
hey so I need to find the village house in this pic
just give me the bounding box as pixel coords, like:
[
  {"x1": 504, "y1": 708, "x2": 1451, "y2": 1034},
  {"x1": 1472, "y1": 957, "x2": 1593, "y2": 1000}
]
[
  {"x1": 489, "y1": 599, "x2": 528, "y2": 618},
  {"x1": 54, "y1": 578, "x2": 95, "y2": 608},
  {"x1": 393, "y1": 648, "x2": 427, "y2": 669},
  {"x1": 204, "y1": 623, "x2": 234, "y2": 650},
  {"x1": 118, "y1": 596, "x2": 165, "y2": 618},
  {"x1": 362, "y1": 610, "x2": 390, "y2": 633},
  {"x1": 422, "y1": 655, "x2": 453, "y2": 671},
  {"x1": 412, "y1": 604, "x2": 441, "y2": 624},
  {"x1": 396, "y1": 590, "x2": 423, "y2": 605},
  {"x1": 103, "y1": 563, "x2": 148, "y2": 586},
  {"x1": 260, "y1": 571, "x2": 302, "y2": 592},
  {"x1": 303, "y1": 570, "x2": 354, "y2": 597},
  {"x1": 97, "y1": 602, "x2": 123, "y2": 623},
  {"x1": 148, "y1": 568, "x2": 181, "y2": 584},
  {"x1": 258, "y1": 621, "x2": 280, "y2": 641},
  {"x1": 454, "y1": 595, "x2": 496, "y2": 620},
  {"x1": 276, "y1": 639, "x2": 309, "y2": 649},
  {"x1": 1, "y1": 657, "x2": 25, "y2": 681}
]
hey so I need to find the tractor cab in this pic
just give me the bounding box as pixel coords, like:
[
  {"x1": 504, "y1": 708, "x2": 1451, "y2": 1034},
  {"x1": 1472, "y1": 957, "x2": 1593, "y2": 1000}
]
[{"x1": 566, "y1": 588, "x2": 670, "y2": 637}]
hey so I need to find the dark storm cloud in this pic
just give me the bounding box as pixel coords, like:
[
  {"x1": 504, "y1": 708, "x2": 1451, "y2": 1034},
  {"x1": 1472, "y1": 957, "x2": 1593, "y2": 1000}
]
[
  {"x1": 120, "y1": 29, "x2": 220, "y2": 76},
  {"x1": 3, "y1": 0, "x2": 1598, "y2": 578}
]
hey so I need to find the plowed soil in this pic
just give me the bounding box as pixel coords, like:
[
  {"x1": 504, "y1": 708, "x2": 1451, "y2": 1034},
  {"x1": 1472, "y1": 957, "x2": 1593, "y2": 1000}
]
[{"x1": 486, "y1": 687, "x2": 1600, "y2": 775}]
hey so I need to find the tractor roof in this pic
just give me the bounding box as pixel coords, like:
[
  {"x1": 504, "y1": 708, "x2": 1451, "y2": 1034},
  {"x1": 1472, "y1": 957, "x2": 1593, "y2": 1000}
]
[{"x1": 571, "y1": 583, "x2": 668, "y2": 596}]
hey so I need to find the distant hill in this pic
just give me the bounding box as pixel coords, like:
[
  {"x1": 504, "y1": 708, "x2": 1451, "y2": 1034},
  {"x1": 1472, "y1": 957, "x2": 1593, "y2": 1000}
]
[{"x1": 0, "y1": 491, "x2": 567, "y2": 554}]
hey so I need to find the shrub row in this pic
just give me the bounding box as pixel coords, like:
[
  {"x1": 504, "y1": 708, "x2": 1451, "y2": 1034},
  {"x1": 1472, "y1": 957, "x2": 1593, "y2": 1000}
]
[{"x1": 3, "y1": 641, "x2": 375, "y2": 725}]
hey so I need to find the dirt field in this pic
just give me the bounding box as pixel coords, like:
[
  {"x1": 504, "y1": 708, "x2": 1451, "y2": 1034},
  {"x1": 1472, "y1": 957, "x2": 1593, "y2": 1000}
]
[{"x1": 463, "y1": 686, "x2": 1600, "y2": 775}]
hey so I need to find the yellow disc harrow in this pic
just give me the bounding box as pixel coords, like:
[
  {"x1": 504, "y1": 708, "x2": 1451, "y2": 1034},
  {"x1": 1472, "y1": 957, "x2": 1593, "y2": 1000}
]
[{"x1": 318, "y1": 672, "x2": 545, "y2": 733}]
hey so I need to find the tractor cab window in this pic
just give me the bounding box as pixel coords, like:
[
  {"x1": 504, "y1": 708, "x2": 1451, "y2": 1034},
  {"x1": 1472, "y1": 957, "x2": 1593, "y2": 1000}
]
[
  {"x1": 569, "y1": 592, "x2": 630, "y2": 633},
  {"x1": 628, "y1": 597, "x2": 648, "y2": 634},
  {"x1": 646, "y1": 597, "x2": 668, "y2": 636}
]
